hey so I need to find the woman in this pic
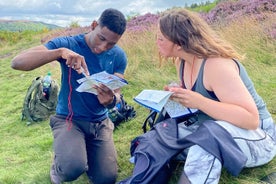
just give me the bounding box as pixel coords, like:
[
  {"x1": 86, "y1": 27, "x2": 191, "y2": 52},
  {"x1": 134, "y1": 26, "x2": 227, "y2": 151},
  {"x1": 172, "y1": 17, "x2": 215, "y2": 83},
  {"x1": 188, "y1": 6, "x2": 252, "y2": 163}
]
[{"x1": 156, "y1": 9, "x2": 276, "y2": 183}]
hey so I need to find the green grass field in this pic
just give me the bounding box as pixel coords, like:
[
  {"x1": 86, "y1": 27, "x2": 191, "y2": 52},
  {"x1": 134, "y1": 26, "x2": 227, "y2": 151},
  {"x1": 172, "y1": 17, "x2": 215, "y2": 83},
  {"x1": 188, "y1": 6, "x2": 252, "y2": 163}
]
[{"x1": 0, "y1": 8, "x2": 275, "y2": 184}]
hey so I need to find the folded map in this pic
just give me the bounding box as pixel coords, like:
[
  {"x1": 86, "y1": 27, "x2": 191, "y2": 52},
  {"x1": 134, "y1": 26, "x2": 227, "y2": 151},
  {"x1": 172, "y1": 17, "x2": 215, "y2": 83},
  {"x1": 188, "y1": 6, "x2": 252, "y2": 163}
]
[
  {"x1": 134, "y1": 89, "x2": 197, "y2": 118},
  {"x1": 76, "y1": 71, "x2": 128, "y2": 95}
]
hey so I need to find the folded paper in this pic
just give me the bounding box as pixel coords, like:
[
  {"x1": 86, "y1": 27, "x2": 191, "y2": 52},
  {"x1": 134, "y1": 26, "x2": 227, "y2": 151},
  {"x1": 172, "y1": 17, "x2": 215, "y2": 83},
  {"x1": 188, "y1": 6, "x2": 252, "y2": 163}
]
[
  {"x1": 76, "y1": 71, "x2": 128, "y2": 95},
  {"x1": 134, "y1": 89, "x2": 197, "y2": 118}
]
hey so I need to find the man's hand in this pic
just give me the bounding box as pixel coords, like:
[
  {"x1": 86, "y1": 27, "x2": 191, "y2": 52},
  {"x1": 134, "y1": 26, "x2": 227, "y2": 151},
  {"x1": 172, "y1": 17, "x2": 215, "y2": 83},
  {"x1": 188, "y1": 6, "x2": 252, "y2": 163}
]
[
  {"x1": 61, "y1": 48, "x2": 90, "y2": 76},
  {"x1": 93, "y1": 83, "x2": 115, "y2": 106}
]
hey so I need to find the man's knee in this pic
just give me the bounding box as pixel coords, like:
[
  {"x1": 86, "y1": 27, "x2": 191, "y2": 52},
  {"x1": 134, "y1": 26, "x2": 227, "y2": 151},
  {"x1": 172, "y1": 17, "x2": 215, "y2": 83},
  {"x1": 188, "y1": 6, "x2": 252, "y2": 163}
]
[
  {"x1": 88, "y1": 169, "x2": 117, "y2": 184},
  {"x1": 60, "y1": 160, "x2": 88, "y2": 181}
]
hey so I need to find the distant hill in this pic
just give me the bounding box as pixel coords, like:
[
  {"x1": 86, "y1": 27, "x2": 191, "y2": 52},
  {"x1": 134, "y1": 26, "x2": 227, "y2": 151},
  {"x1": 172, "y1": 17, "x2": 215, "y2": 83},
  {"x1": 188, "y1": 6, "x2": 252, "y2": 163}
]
[{"x1": 0, "y1": 20, "x2": 61, "y2": 31}]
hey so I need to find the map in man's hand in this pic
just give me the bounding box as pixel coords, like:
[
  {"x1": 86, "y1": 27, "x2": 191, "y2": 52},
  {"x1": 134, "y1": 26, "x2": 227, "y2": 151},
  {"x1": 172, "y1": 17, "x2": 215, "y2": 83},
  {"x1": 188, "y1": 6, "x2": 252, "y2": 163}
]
[{"x1": 76, "y1": 71, "x2": 128, "y2": 95}]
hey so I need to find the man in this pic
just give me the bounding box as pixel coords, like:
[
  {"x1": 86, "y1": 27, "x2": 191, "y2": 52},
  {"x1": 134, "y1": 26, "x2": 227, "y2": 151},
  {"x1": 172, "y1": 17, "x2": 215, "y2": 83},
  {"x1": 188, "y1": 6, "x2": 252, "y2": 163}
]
[{"x1": 11, "y1": 8, "x2": 127, "y2": 184}]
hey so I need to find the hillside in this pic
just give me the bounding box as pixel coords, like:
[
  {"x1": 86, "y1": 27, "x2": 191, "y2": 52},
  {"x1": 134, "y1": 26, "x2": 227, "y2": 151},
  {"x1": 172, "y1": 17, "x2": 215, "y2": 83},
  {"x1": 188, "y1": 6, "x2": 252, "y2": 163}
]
[
  {"x1": 0, "y1": 20, "x2": 61, "y2": 31},
  {"x1": 0, "y1": 0, "x2": 275, "y2": 183},
  {"x1": 40, "y1": 0, "x2": 276, "y2": 44}
]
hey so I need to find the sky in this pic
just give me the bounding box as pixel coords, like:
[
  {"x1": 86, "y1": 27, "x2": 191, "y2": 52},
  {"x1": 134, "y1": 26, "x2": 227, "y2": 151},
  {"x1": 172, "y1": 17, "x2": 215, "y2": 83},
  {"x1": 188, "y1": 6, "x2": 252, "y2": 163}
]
[{"x1": 0, "y1": 0, "x2": 214, "y2": 27}]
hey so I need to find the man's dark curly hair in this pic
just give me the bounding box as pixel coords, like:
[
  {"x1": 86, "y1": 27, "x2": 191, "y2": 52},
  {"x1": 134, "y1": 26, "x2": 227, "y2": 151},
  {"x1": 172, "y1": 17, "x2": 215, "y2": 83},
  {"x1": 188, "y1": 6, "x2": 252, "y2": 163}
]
[{"x1": 98, "y1": 8, "x2": 127, "y2": 35}]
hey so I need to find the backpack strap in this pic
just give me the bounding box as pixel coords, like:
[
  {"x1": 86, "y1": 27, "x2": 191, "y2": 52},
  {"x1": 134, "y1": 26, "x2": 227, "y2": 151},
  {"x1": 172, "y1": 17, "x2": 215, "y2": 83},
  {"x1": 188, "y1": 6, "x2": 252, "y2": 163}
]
[
  {"x1": 142, "y1": 109, "x2": 170, "y2": 133},
  {"x1": 142, "y1": 110, "x2": 157, "y2": 133},
  {"x1": 46, "y1": 80, "x2": 59, "y2": 111},
  {"x1": 22, "y1": 77, "x2": 43, "y2": 122}
]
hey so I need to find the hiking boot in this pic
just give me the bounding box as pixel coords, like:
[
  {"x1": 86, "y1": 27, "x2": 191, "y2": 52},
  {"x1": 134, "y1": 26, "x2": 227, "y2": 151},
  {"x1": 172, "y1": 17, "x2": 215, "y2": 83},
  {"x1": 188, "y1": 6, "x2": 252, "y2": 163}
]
[{"x1": 50, "y1": 164, "x2": 62, "y2": 184}]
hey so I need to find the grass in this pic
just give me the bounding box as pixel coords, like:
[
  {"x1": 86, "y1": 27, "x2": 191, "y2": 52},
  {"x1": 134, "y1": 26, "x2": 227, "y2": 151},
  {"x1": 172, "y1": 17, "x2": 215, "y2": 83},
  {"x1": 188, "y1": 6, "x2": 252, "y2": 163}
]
[{"x1": 0, "y1": 11, "x2": 275, "y2": 184}]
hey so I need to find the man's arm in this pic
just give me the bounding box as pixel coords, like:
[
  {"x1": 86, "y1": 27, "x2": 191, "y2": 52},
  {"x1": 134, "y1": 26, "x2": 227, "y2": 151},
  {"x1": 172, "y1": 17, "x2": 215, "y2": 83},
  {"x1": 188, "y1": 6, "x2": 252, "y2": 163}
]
[
  {"x1": 11, "y1": 45, "x2": 63, "y2": 71},
  {"x1": 11, "y1": 45, "x2": 89, "y2": 76}
]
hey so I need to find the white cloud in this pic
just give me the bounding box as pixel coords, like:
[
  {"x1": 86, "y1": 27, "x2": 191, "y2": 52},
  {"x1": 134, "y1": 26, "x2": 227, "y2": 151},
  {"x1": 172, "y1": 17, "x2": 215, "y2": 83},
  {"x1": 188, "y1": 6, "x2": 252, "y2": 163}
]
[
  {"x1": 122, "y1": 0, "x2": 155, "y2": 15},
  {"x1": 0, "y1": 0, "x2": 214, "y2": 27}
]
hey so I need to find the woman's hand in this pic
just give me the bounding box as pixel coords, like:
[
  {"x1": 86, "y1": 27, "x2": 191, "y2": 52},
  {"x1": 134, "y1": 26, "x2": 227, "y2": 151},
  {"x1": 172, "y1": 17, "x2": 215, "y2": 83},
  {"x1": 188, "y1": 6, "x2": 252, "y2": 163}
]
[{"x1": 168, "y1": 87, "x2": 203, "y2": 109}]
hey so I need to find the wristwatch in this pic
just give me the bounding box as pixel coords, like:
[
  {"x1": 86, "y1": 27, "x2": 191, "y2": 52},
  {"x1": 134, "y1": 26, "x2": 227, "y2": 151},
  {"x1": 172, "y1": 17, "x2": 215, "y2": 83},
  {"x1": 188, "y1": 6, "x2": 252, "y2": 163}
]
[{"x1": 106, "y1": 94, "x2": 117, "y2": 109}]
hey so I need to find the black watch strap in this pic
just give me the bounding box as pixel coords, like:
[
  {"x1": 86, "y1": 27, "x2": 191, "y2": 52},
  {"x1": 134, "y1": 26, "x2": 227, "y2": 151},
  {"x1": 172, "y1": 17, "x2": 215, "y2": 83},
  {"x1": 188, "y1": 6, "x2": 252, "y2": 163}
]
[{"x1": 106, "y1": 94, "x2": 117, "y2": 109}]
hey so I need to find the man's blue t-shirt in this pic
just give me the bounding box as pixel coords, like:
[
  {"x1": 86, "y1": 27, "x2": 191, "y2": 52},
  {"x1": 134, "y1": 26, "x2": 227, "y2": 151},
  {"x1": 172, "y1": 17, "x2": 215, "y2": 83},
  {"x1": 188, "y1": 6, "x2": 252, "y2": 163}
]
[{"x1": 45, "y1": 34, "x2": 127, "y2": 122}]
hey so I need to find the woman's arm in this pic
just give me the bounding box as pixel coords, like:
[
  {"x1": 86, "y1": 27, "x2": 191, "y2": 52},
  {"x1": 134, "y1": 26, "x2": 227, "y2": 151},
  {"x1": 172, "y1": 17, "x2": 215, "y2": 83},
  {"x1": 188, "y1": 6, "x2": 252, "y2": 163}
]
[{"x1": 169, "y1": 58, "x2": 259, "y2": 130}]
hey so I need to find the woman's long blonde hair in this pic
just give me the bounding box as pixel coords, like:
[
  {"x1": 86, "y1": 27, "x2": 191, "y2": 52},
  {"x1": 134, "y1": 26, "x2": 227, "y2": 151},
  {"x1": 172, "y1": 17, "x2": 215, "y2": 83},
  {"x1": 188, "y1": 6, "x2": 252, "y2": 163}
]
[{"x1": 159, "y1": 9, "x2": 242, "y2": 60}]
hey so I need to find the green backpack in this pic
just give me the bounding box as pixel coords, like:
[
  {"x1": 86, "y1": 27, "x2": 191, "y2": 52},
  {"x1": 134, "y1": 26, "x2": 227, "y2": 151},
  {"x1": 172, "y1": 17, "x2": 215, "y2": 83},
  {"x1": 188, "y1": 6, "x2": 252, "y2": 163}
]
[{"x1": 22, "y1": 76, "x2": 59, "y2": 125}]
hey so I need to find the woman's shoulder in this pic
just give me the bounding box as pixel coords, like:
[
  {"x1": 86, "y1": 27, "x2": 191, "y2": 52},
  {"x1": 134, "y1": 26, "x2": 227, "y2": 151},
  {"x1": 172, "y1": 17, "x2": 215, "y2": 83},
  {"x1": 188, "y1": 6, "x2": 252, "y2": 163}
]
[
  {"x1": 205, "y1": 58, "x2": 239, "y2": 72},
  {"x1": 204, "y1": 58, "x2": 240, "y2": 87},
  {"x1": 205, "y1": 57, "x2": 234, "y2": 64}
]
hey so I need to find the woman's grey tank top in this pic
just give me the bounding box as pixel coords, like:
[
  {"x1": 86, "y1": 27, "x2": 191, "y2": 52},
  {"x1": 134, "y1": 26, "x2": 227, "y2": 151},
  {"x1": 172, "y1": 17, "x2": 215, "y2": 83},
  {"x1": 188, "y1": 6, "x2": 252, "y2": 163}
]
[{"x1": 179, "y1": 59, "x2": 271, "y2": 122}]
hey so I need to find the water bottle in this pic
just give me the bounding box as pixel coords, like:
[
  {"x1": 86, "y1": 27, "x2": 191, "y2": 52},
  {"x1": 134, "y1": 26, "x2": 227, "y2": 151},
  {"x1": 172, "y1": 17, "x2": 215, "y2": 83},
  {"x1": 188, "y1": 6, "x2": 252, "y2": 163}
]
[{"x1": 42, "y1": 71, "x2": 52, "y2": 100}]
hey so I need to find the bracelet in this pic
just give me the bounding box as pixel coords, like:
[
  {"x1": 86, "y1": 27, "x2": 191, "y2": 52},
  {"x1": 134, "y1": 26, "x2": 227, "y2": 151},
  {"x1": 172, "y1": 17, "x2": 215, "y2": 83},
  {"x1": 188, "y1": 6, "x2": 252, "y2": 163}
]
[{"x1": 106, "y1": 94, "x2": 117, "y2": 109}]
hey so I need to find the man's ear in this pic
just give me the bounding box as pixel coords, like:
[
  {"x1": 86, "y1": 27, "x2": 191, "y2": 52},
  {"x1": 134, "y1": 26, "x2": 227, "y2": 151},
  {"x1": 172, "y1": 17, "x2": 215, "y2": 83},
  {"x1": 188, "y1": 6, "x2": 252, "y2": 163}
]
[
  {"x1": 176, "y1": 44, "x2": 182, "y2": 51},
  {"x1": 91, "y1": 20, "x2": 98, "y2": 30}
]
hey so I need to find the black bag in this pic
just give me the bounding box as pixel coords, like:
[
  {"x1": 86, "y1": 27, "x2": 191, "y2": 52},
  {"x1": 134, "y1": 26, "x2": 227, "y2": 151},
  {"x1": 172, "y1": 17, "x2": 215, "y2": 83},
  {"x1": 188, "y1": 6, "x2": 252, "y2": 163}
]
[
  {"x1": 133, "y1": 108, "x2": 198, "y2": 183},
  {"x1": 142, "y1": 108, "x2": 199, "y2": 133},
  {"x1": 120, "y1": 118, "x2": 182, "y2": 184},
  {"x1": 108, "y1": 95, "x2": 136, "y2": 128}
]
